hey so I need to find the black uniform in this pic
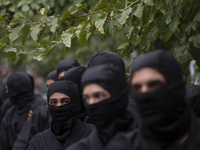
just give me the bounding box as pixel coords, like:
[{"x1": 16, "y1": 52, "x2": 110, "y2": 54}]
[
  {"x1": 27, "y1": 80, "x2": 94, "y2": 150},
  {"x1": 0, "y1": 72, "x2": 46, "y2": 150}
]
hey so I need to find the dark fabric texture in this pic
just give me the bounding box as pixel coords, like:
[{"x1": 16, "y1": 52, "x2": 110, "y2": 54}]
[
  {"x1": 12, "y1": 106, "x2": 51, "y2": 150},
  {"x1": 81, "y1": 64, "x2": 133, "y2": 145},
  {"x1": 106, "y1": 112, "x2": 200, "y2": 150},
  {"x1": 57, "y1": 59, "x2": 80, "y2": 78},
  {"x1": 47, "y1": 80, "x2": 81, "y2": 145},
  {"x1": 27, "y1": 120, "x2": 94, "y2": 150},
  {"x1": 185, "y1": 85, "x2": 200, "y2": 117},
  {"x1": 47, "y1": 70, "x2": 58, "y2": 81},
  {"x1": 131, "y1": 50, "x2": 190, "y2": 147},
  {"x1": 63, "y1": 66, "x2": 87, "y2": 122},
  {"x1": 0, "y1": 94, "x2": 46, "y2": 150},
  {"x1": 87, "y1": 51, "x2": 125, "y2": 74}
]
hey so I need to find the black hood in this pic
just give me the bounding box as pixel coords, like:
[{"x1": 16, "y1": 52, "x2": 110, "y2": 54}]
[
  {"x1": 47, "y1": 70, "x2": 57, "y2": 81},
  {"x1": 81, "y1": 64, "x2": 131, "y2": 144},
  {"x1": 88, "y1": 51, "x2": 125, "y2": 74},
  {"x1": 130, "y1": 50, "x2": 190, "y2": 147},
  {"x1": 57, "y1": 59, "x2": 80, "y2": 78},
  {"x1": 6, "y1": 71, "x2": 34, "y2": 105}
]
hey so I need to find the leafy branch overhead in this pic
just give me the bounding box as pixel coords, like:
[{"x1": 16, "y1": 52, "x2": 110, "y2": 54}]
[{"x1": 1, "y1": 0, "x2": 200, "y2": 72}]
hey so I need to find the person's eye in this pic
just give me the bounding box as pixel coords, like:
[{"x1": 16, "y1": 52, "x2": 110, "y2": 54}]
[
  {"x1": 148, "y1": 81, "x2": 164, "y2": 89},
  {"x1": 97, "y1": 94, "x2": 105, "y2": 99},
  {"x1": 49, "y1": 101, "x2": 57, "y2": 106},
  {"x1": 64, "y1": 100, "x2": 70, "y2": 104},
  {"x1": 82, "y1": 96, "x2": 90, "y2": 102},
  {"x1": 132, "y1": 84, "x2": 141, "y2": 92}
]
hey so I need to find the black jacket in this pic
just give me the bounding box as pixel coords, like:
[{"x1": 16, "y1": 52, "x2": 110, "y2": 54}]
[{"x1": 27, "y1": 119, "x2": 94, "y2": 150}]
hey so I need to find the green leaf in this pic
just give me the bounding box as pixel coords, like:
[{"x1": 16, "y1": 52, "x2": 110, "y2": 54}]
[
  {"x1": 108, "y1": 20, "x2": 115, "y2": 36},
  {"x1": 21, "y1": 4, "x2": 30, "y2": 12},
  {"x1": 68, "y1": 4, "x2": 86, "y2": 15},
  {"x1": 117, "y1": 7, "x2": 132, "y2": 26},
  {"x1": 30, "y1": 23, "x2": 40, "y2": 41},
  {"x1": 185, "y1": 23, "x2": 196, "y2": 35},
  {"x1": 194, "y1": 11, "x2": 200, "y2": 22},
  {"x1": 48, "y1": 16, "x2": 58, "y2": 33},
  {"x1": 126, "y1": 26, "x2": 134, "y2": 40},
  {"x1": 0, "y1": 35, "x2": 9, "y2": 50},
  {"x1": 169, "y1": 16, "x2": 179, "y2": 32},
  {"x1": 189, "y1": 34, "x2": 200, "y2": 48},
  {"x1": 117, "y1": 42, "x2": 129, "y2": 50},
  {"x1": 10, "y1": 17, "x2": 24, "y2": 27},
  {"x1": 21, "y1": 25, "x2": 31, "y2": 45},
  {"x1": 0, "y1": 14, "x2": 9, "y2": 22},
  {"x1": 33, "y1": 48, "x2": 46, "y2": 61},
  {"x1": 40, "y1": 6, "x2": 50, "y2": 16},
  {"x1": 9, "y1": 24, "x2": 24, "y2": 41},
  {"x1": 6, "y1": 52, "x2": 19, "y2": 64},
  {"x1": 95, "y1": 12, "x2": 107, "y2": 34},
  {"x1": 144, "y1": 0, "x2": 155, "y2": 6},
  {"x1": 134, "y1": 3, "x2": 143, "y2": 18},
  {"x1": 61, "y1": 27, "x2": 75, "y2": 47},
  {"x1": 4, "y1": 45, "x2": 17, "y2": 53}
]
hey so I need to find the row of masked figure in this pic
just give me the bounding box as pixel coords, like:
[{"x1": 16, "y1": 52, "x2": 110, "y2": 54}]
[{"x1": 1, "y1": 50, "x2": 200, "y2": 150}]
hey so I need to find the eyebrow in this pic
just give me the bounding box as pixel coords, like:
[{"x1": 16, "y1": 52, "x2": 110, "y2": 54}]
[
  {"x1": 49, "y1": 97, "x2": 71, "y2": 101},
  {"x1": 83, "y1": 91, "x2": 106, "y2": 97}
]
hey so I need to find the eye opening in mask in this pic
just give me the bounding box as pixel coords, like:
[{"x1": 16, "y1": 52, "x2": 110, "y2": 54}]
[{"x1": 131, "y1": 80, "x2": 166, "y2": 93}]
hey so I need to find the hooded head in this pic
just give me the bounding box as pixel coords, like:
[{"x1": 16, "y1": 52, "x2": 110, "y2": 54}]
[
  {"x1": 57, "y1": 59, "x2": 80, "y2": 80},
  {"x1": 63, "y1": 66, "x2": 86, "y2": 91},
  {"x1": 47, "y1": 80, "x2": 80, "y2": 139},
  {"x1": 6, "y1": 71, "x2": 34, "y2": 105},
  {"x1": 130, "y1": 50, "x2": 189, "y2": 146},
  {"x1": 81, "y1": 63, "x2": 128, "y2": 126},
  {"x1": 46, "y1": 70, "x2": 57, "y2": 87},
  {"x1": 88, "y1": 51, "x2": 125, "y2": 74},
  {"x1": 81, "y1": 64, "x2": 131, "y2": 144}
]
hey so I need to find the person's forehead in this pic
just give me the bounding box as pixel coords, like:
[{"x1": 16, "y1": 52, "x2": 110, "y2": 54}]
[
  {"x1": 131, "y1": 68, "x2": 165, "y2": 83},
  {"x1": 49, "y1": 92, "x2": 69, "y2": 99}
]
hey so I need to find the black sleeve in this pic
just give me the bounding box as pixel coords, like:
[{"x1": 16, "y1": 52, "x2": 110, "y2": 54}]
[{"x1": 12, "y1": 106, "x2": 51, "y2": 150}]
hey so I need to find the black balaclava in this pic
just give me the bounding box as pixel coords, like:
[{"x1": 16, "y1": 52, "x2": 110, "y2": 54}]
[
  {"x1": 185, "y1": 85, "x2": 200, "y2": 117},
  {"x1": 88, "y1": 51, "x2": 125, "y2": 74},
  {"x1": 81, "y1": 64, "x2": 132, "y2": 145},
  {"x1": 57, "y1": 59, "x2": 80, "y2": 79},
  {"x1": 47, "y1": 80, "x2": 80, "y2": 144},
  {"x1": 47, "y1": 70, "x2": 58, "y2": 81},
  {"x1": 131, "y1": 50, "x2": 190, "y2": 147},
  {"x1": 6, "y1": 71, "x2": 34, "y2": 106},
  {"x1": 63, "y1": 66, "x2": 87, "y2": 122}
]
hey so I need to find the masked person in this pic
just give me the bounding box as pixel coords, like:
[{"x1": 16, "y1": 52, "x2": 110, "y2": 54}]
[
  {"x1": 57, "y1": 59, "x2": 80, "y2": 80},
  {"x1": 0, "y1": 71, "x2": 46, "y2": 150},
  {"x1": 87, "y1": 51, "x2": 140, "y2": 127},
  {"x1": 65, "y1": 64, "x2": 134, "y2": 150},
  {"x1": 27, "y1": 80, "x2": 94, "y2": 150},
  {"x1": 63, "y1": 66, "x2": 87, "y2": 122},
  {"x1": 12, "y1": 69, "x2": 57, "y2": 150},
  {"x1": 120, "y1": 50, "x2": 200, "y2": 150}
]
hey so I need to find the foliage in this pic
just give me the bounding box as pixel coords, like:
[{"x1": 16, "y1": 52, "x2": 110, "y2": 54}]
[{"x1": 1, "y1": 0, "x2": 200, "y2": 80}]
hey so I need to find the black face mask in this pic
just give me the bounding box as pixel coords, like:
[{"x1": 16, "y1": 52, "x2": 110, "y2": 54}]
[
  {"x1": 133, "y1": 76, "x2": 190, "y2": 146},
  {"x1": 6, "y1": 71, "x2": 34, "y2": 106},
  {"x1": 49, "y1": 103, "x2": 78, "y2": 134},
  {"x1": 47, "y1": 80, "x2": 80, "y2": 141},
  {"x1": 81, "y1": 64, "x2": 132, "y2": 144}
]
